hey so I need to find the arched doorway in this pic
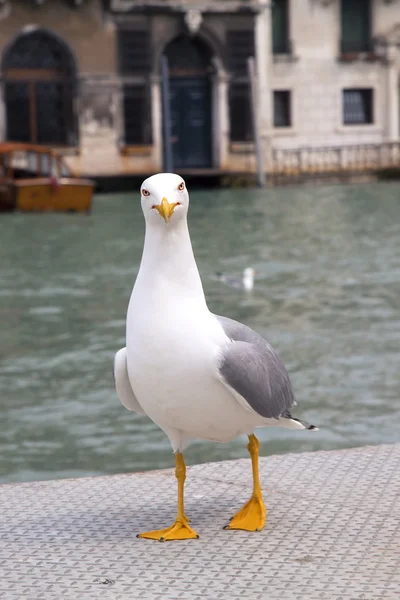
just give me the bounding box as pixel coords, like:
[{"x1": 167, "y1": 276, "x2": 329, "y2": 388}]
[
  {"x1": 2, "y1": 29, "x2": 77, "y2": 146},
  {"x1": 164, "y1": 35, "x2": 213, "y2": 169}
]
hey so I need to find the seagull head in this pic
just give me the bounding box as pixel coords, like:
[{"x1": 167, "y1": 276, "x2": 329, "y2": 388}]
[{"x1": 140, "y1": 173, "x2": 189, "y2": 227}]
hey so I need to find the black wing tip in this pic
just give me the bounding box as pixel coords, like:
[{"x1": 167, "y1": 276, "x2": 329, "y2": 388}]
[
  {"x1": 306, "y1": 423, "x2": 319, "y2": 431},
  {"x1": 296, "y1": 419, "x2": 319, "y2": 431},
  {"x1": 285, "y1": 413, "x2": 319, "y2": 431}
]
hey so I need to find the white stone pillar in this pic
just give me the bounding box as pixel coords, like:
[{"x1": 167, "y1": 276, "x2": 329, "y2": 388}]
[
  {"x1": 255, "y1": 1, "x2": 273, "y2": 172},
  {"x1": 385, "y1": 45, "x2": 399, "y2": 142},
  {"x1": 217, "y1": 72, "x2": 230, "y2": 170},
  {"x1": 151, "y1": 75, "x2": 163, "y2": 171},
  {"x1": 211, "y1": 71, "x2": 219, "y2": 168},
  {"x1": 0, "y1": 84, "x2": 5, "y2": 141}
]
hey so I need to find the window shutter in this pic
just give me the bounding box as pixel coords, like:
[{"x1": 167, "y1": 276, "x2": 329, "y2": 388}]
[
  {"x1": 117, "y1": 29, "x2": 151, "y2": 75},
  {"x1": 122, "y1": 84, "x2": 152, "y2": 145},
  {"x1": 117, "y1": 28, "x2": 152, "y2": 145},
  {"x1": 227, "y1": 30, "x2": 255, "y2": 76},
  {"x1": 227, "y1": 29, "x2": 254, "y2": 142},
  {"x1": 340, "y1": 0, "x2": 371, "y2": 53},
  {"x1": 229, "y1": 83, "x2": 253, "y2": 143},
  {"x1": 272, "y1": 0, "x2": 289, "y2": 54}
]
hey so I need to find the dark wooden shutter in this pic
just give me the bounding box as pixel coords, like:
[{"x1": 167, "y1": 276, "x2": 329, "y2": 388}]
[
  {"x1": 227, "y1": 30, "x2": 254, "y2": 142},
  {"x1": 117, "y1": 28, "x2": 152, "y2": 145},
  {"x1": 117, "y1": 29, "x2": 151, "y2": 75},
  {"x1": 226, "y1": 30, "x2": 255, "y2": 76},
  {"x1": 272, "y1": 0, "x2": 289, "y2": 54},
  {"x1": 122, "y1": 84, "x2": 152, "y2": 145},
  {"x1": 340, "y1": 0, "x2": 371, "y2": 53},
  {"x1": 229, "y1": 83, "x2": 253, "y2": 143},
  {"x1": 4, "y1": 83, "x2": 31, "y2": 142}
]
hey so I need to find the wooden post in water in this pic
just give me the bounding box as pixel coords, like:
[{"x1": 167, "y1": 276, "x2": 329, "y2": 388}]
[
  {"x1": 161, "y1": 55, "x2": 173, "y2": 173},
  {"x1": 247, "y1": 57, "x2": 265, "y2": 187}
]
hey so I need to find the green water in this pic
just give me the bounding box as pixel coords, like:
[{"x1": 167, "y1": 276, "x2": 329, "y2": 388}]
[{"x1": 1, "y1": 182, "x2": 400, "y2": 484}]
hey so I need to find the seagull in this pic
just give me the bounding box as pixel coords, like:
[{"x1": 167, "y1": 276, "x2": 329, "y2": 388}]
[
  {"x1": 216, "y1": 267, "x2": 255, "y2": 291},
  {"x1": 114, "y1": 173, "x2": 317, "y2": 542}
]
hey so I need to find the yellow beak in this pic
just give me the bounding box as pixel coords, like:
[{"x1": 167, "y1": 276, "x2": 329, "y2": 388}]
[{"x1": 154, "y1": 197, "x2": 178, "y2": 223}]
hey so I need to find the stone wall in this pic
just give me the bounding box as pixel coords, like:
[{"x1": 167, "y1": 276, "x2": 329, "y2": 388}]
[{"x1": 66, "y1": 76, "x2": 157, "y2": 176}]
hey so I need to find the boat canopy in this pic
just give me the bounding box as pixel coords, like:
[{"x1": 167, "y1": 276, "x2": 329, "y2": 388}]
[{"x1": 0, "y1": 143, "x2": 72, "y2": 179}]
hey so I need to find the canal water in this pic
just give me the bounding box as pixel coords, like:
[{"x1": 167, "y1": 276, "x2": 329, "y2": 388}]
[{"x1": 1, "y1": 182, "x2": 400, "y2": 484}]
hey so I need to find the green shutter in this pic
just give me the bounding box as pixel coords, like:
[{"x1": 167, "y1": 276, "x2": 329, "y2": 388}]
[
  {"x1": 272, "y1": 0, "x2": 289, "y2": 54},
  {"x1": 340, "y1": 0, "x2": 371, "y2": 53}
]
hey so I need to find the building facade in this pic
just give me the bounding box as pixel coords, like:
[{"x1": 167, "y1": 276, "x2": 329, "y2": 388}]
[
  {"x1": 0, "y1": 0, "x2": 399, "y2": 178},
  {"x1": 262, "y1": 0, "x2": 400, "y2": 152}
]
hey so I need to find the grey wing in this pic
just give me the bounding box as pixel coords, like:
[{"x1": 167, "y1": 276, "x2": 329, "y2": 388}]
[
  {"x1": 215, "y1": 315, "x2": 296, "y2": 420},
  {"x1": 113, "y1": 348, "x2": 146, "y2": 414}
]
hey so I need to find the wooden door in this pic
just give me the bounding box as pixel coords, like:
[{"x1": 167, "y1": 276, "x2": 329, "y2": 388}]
[{"x1": 169, "y1": 77, "x2": 212, "y2": 169}]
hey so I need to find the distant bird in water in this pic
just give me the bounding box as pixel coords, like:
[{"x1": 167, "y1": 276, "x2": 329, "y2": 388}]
[{"x1": 216, "y1": 267, "x2": 255, "y2": 291}]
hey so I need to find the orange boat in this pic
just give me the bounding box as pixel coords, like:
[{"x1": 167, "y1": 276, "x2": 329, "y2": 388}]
[{"x1": 0, "y1": 143, "x2": 95, "y2": 213}]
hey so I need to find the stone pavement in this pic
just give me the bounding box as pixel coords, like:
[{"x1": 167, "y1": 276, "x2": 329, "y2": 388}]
[{"x1": 1, "y1": 444, "x2": 399, "y2": 600}]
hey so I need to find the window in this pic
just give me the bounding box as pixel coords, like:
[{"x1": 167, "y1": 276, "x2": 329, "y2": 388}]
[
  {"x1": 229, "y1": 83, "x2": 252, "y2": 143},
  {"x1": 343, "y1": 89, "x2": 373, "y2": 125},
  {"x1": 272, "y1": 0, "x2": 289, "y2": 54},
  {"x1": 3, "y1": 30, "x2": 76, "y2": 146},
  {"x1": 340, "y1": 0, "x2": 371, "y2": 53},
  {"x1": 274, "y1": 91, "x2": 291, "y2": 127},
  {"x1": 117, "y1": 28, "x2": 152, "y2": 145},
  {"x1": 117, "y1": 29, "x2": 151, "y2": 75},
  {"x1": 227, "y1": 30, "x2": 255, "y2": 75},
  {"x1": 227, "y1": 30, "x2": 255, "y2": 142},
  {"x1": 122, "y1": 84, "x2": 152, "y2": 144}
]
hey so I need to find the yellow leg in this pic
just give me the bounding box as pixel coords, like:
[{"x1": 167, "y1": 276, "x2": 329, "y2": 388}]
[
  {"x1": 224, "y1": 434, "x2": 266, "y2": 532},
  {"x1": 137, "y1": 452, "x2": 199, "y2": 542}
]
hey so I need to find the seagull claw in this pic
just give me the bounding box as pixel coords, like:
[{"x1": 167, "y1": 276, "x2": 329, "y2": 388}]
[
  {"x1": 137, "y1": 518, "x2": 199, "y2": 542},
  {"x1": 224, "y1": 495, "x2": 266, "y2": 532}
]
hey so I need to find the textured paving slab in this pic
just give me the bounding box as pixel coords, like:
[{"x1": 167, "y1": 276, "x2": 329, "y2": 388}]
[{"x1": 0, "y1": 444, "x2": 399, "y2": 600}]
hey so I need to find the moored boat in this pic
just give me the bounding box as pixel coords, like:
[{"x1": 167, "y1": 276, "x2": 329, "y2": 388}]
[{"x1": 0, "y1": 143, "x2": 95, "y2": 213}]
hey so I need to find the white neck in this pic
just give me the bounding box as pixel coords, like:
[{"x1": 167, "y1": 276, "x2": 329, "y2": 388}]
[{"x1": 134, "y1": 217, "x2": 207, "y2": 306}]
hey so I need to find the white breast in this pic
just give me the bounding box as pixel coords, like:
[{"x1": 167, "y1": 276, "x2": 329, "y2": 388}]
[{"x1": 126, "y1": 293, "x2": 260, "y2": 443}]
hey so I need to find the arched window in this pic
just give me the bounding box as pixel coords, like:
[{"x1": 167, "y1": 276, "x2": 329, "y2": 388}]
[{"x1": 2, "y1": 29, "x2": 77, "y2": 146}]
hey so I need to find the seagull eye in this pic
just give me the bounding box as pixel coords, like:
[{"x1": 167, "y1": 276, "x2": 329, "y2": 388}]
[
  {"x1": 142, "y1": 189, "x2": 150, "y2": 197},
  {"x1": 178, "y1": 182, "x2": 185, "y2": 191}
]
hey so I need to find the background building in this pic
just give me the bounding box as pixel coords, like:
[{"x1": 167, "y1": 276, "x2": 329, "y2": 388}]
[
  {"x1": 0, "y1": 0, "x2": 399, "y2": 179},
  {"x1": 261, "y1": 0, "x2": 400, "y2": 150}
]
